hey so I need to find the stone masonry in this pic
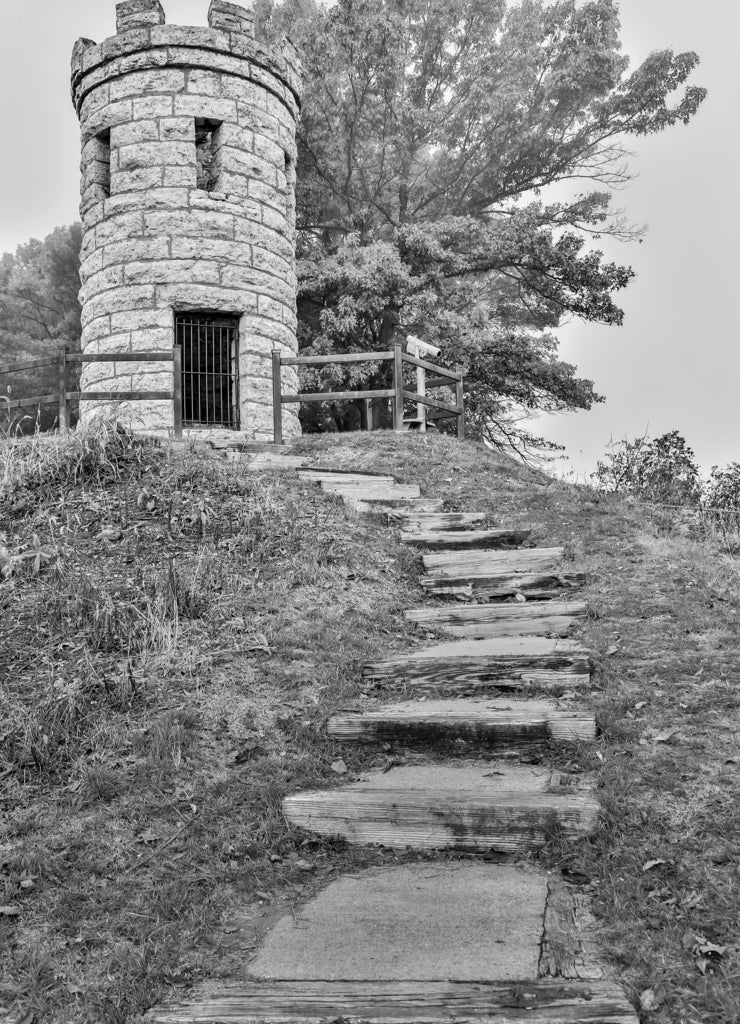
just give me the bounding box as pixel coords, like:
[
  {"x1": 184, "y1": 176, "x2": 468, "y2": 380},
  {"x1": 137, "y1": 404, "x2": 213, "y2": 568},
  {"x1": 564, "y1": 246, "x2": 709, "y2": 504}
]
[{"x1": 71, "y1": 0, "x2": 301, "y2": 439}]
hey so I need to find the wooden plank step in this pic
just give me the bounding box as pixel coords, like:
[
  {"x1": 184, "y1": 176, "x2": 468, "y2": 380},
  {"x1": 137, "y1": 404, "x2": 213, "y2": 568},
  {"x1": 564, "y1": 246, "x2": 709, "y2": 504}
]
[
  {"x1": 405, "y1": 600, "x2": 588, "y2": 638},
  {"x1": 300, "y1": 471, "x2": 396, "y2": 485},
  {"x1": 321, "y1": 482, "x2": 422, "y2": 500},
  {"x1": 421, "y1": 569, "x2": 587, "y2": 601},
  {"x1": 240, "y1": 453, "x2": 308, "y2": 471},
  {"x1": 422, "y1": 546, "x2": 563, "y2": 574},
  {"x1": 300, "y1": 466, "x2": 396, "y2": 478},
  {"x1": 357, "y1": 498, "x2": 445, "y2": 514},
  {"x1": 146, "y1": 979, "x2": 638, "y2": 1023},
  {"x1": 388, "y1": 510, "x2": 486, "y2": 530},
  {"x1": 282, "y1": 777, "x2": 599, "y2": 852},
  {"x1": 354, "y1": 498, "x2": 445, "y2": 514},
  {"x1": 362, "y1": 637, "x2": 591, "y2": 692},
  {"x1": 327, "y1": 698, "x2": 596, "y2": 747},
  {"x1": 401, "y1": 527, "x2": 531, "y2": 550}
]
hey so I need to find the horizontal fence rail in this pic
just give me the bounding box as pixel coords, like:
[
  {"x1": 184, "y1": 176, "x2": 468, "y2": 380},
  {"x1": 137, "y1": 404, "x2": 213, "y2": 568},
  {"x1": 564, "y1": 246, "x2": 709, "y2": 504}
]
[
  {"x1": 0, "y1": 348, "x2": 182, "y2": 438},
  {"x1": 272, "y1": 342, "x2": 464, "y2": 444}
]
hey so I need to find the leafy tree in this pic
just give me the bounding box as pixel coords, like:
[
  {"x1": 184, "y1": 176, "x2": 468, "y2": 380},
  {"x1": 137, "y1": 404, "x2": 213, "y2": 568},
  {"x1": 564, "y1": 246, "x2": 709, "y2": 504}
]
[
  {"x1": 593, "y1": 430, "x2": 701, "y2": 505},
  {"x1": 258, "y1": 0, "x2": 705, "y2": 454},
  {"x1": 703, "y1": 463, "x2": 740, "y2": 516},
  {"x1": 0, "y1": 224, "x2": 82, "y2": 429}
]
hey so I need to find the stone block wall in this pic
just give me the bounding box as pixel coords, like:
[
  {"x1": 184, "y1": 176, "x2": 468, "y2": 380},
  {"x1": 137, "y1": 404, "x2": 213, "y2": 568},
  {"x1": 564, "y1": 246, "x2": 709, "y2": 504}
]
[{"x1": 71, "y1": 0, "x2": 301, "y2": 439}]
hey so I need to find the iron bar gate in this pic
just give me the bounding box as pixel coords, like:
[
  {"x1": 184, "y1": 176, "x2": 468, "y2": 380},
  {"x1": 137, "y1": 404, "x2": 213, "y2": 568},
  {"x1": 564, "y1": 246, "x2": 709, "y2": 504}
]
[{"x1": 176, "y1": 313, "x2": 240, "y2": 429}]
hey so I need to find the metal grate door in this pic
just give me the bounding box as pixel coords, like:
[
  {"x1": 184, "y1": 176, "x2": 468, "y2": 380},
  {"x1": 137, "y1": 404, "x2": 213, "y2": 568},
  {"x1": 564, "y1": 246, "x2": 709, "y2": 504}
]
[{"x1": 176, "y1": 313, "x2": 240, "y2": 429}]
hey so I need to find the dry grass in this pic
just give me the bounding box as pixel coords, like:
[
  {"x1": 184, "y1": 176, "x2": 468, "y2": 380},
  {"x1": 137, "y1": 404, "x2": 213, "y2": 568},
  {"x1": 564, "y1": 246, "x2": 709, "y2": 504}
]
[{"x1": 1, "y1": 427, "x2": 738, "y2": 1023}]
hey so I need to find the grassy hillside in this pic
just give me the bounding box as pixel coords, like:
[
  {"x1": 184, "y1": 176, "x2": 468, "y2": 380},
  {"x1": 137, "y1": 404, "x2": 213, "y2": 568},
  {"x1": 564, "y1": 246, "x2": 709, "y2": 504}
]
[{"x1": 1, "y1": 427, "x2": 738, "y2": 1023}]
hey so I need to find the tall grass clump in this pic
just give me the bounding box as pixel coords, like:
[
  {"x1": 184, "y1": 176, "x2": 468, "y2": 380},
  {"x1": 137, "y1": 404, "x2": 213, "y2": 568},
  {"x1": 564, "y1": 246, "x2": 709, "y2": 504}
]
[{"x1": 0, "y1": 418, "x2": 154, "y2": 506}]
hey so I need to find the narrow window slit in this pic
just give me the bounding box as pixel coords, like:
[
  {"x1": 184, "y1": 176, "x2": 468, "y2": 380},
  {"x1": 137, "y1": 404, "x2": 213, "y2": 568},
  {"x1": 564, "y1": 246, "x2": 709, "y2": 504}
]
[
  {"x1": 195, "y1": 118, "x2": 223, "y2": 192},
  {"x1": 94, "y1": 129, "x2": 111, "y2": 199}
]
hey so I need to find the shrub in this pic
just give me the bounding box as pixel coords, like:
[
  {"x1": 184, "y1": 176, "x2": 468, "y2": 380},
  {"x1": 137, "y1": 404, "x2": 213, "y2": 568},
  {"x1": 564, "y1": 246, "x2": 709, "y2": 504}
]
[{"x1": 593, "y1": 430, "x2": 701, "y2": 506}]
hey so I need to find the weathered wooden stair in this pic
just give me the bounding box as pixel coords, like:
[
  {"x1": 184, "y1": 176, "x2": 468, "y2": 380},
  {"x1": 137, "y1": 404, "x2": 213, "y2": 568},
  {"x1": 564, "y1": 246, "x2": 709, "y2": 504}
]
[
  {"x1": 148, "y1": 979, "x2": 639, "y2": 1024},
  {"x1": 404, "y1": 599, "x2": 588, "y2": 638},
  {"x1": 327, "y1": 697, "x2": 596, "y2": 746},
  {"x1": 147, "y1": 462, "x2": 637, "y2": 1024},
  {"x1": 362, "y1": 636, "x2": 592, "y2": 691}
]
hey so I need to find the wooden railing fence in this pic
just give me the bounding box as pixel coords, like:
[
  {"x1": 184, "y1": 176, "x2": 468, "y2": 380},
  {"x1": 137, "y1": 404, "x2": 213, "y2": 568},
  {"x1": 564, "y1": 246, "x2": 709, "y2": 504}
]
[
  {"x1": 0, "y1": 348, "x2": 183, "y2": 439},
  {"x1": 272, "y1": 341, "x2": 464, "y2": 445}
]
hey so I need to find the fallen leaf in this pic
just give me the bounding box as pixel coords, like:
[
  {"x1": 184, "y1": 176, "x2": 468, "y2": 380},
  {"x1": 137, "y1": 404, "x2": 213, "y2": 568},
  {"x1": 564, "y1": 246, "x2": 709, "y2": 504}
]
[
  {"x1": 331, "y1": 758, "x2": 348, "y2": 775},
  {"x1": 694, "y1": 937, "x2": 726, "y2": 957},
  {"x1": 654, "y1": 729, "x2": 677, "y2": 743},
  {"x1": 639, "y1": 988, "x2": 665, "y2": 1011},
  {"x1": 605, "y1": 645, "x2": 619, "y2": 657},
  {"x1": 643, "y1": 859, "x2": 670, "y2": 872}
]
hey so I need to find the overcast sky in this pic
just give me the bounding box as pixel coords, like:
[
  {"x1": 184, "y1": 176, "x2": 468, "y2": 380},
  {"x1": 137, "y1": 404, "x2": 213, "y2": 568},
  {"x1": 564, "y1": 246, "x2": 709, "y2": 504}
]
[{"x1": 0, "y1": 1, "x2": 734, "y2": 475}]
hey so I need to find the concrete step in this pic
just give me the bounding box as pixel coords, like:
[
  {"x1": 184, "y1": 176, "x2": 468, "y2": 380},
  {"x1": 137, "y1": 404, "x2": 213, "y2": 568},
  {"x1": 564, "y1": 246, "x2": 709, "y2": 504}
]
[
  {"x1": 405, "y1": 599, "x2": 588, "y2": 638},
  {"x1": 146, "y1": 864, "x2": 636, "y2": 1022},
  {"x1": 327, "y1": 697, "x2": 595, "y2": 748},
  {"x1": 362, "y1": 636, "x2": 591, "y2": 693},
  {"x1": 283, "y1": 762, "x2": 599, "y2": 852},
  {"x1": 401, "y1": 527, "x2": 531, "y2": 549}
]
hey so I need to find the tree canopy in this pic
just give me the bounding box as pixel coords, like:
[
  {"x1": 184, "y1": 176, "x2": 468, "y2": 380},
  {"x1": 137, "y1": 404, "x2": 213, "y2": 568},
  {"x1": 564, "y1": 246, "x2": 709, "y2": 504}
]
[{"x1": 258, "y1": 0, "x2": 706, "y2": 454}]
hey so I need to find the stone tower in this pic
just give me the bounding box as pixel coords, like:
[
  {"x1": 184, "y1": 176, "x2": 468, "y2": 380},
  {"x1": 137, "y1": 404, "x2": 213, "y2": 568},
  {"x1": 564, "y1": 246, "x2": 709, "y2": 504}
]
[{"x1": 71, "y1": 0, "x2": 301, "y2": 439}]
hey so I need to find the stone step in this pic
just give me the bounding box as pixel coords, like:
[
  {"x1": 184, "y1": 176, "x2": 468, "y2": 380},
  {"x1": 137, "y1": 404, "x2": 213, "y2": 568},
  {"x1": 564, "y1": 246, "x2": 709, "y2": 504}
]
[
  {"x1": 282, "y1": 763, "x2": 599, "y2": 852},
  {"x1": 422, "y1": 546, "x2": 563, "y2": 574},
  {"x1": 421, "y1": 568, "x2": 587, "y2": 601},
  {"x1": 327, "y1": 697, "x2": 595, "y2": 748},
  {"x1": 388, "y1": 510, "x2": 487, "y2": 530},
  {"x1": 401, "y1": 527, "x2": 531, "y2": 549},
  {"x1": 147, "y1": 980, "x2": 638, "y2": 1024},
  {"x1": 362, "y1": 636, "x2": 591, "y2": 692},
  {"x1": 405, "y1": 600, "x2": 588, "y2": 638}
]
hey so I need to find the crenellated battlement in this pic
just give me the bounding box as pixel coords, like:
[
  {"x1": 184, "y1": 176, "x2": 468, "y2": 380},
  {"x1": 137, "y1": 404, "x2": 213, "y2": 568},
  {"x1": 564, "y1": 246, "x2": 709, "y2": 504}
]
[
  {"x1": 71, "y1": 1, "x2": 301, "y2": 119},
  {"x1": 116, "y1": 0, "x2": 165, "y2": 34},
  {"x1": 208, "y1": 0, "x2": 256, "y2": 36}
]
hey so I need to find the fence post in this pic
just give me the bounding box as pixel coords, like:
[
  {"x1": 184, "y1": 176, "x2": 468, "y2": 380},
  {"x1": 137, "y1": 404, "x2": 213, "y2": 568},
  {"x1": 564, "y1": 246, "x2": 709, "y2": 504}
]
[
  {"x1": 363, "y1": 397, "x2": 372, "y2": 431},
  {"x1": 172, "y1": 346, "x2": 183, "y2": 440},
  {"x1": 392, "y1": 342, "x2": 404, "y2": 431},
  {"x1": 272, "y1": 348, "x2": 283, "y2": 445},
  {"x1": 456, "y1": 366, "x2": 465, "y2": 440},
  {"x1": 58, "y1": 347, "x2": 68, "y2": 432}
]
